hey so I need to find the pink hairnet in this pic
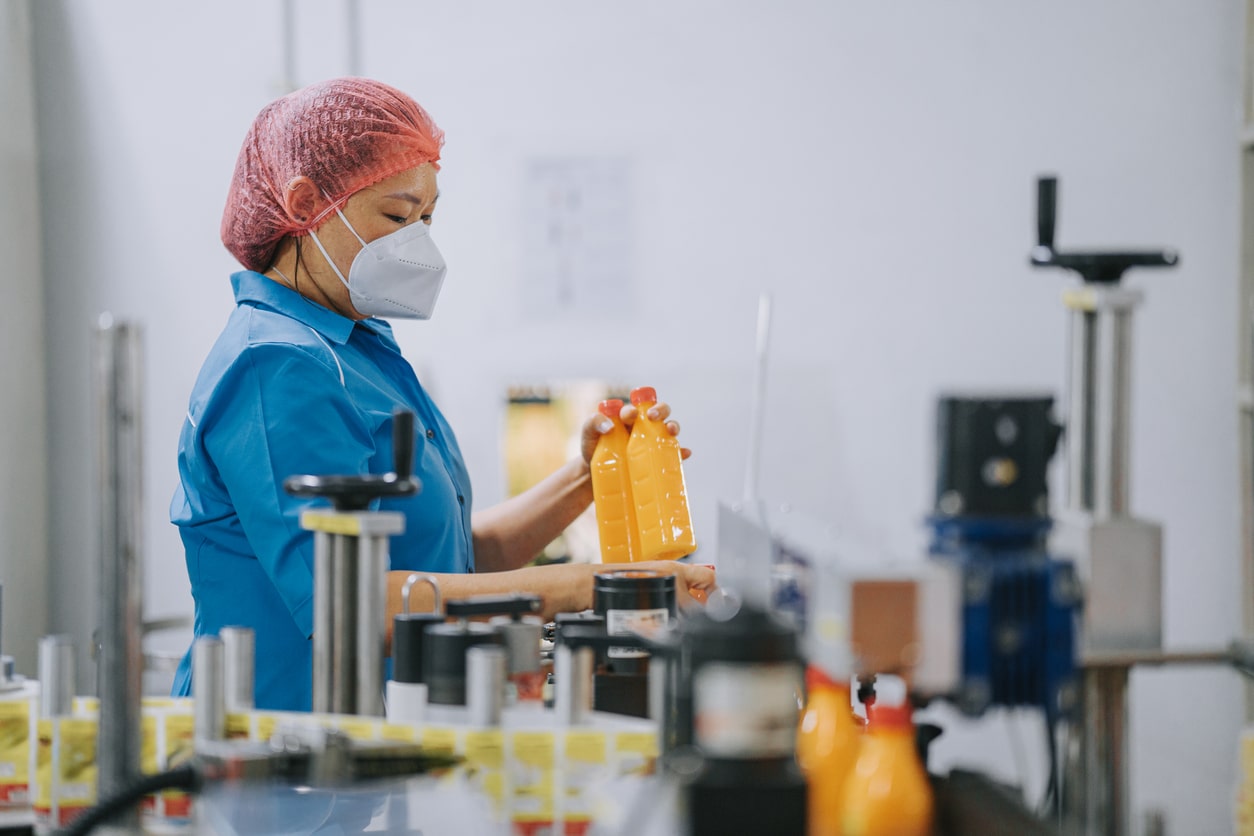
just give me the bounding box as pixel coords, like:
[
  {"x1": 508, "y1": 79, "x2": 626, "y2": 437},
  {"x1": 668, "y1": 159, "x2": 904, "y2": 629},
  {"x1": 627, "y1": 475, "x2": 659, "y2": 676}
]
[{"x1": 221, "y1": 77, "x2": 444, "y2": 272}]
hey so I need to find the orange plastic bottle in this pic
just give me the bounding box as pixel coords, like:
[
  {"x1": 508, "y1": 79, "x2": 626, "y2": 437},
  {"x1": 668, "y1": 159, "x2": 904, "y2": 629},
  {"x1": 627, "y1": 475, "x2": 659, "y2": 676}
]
[
  {"x1": 797, "y1": 667, "x2": 861, "y2": 836},
  {"x1": 590, "y1": 399, "x2": 641, "y2": 563},
  {"x1": 839, "y1": 703, "x2": 934, "y2": 836},
  {"x1": 626, "y1": 387, "x2": 696, "y2": 560}
]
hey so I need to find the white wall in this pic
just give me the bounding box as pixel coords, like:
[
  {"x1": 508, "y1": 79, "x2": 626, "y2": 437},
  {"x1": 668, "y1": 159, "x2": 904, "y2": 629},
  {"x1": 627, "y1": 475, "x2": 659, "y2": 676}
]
[
  {"x1": 26, "y1": 1, "x2": 1245, "y2": 832},
  {"x1": 0, "y1": 0, "x2": 48, "y2": 677}
]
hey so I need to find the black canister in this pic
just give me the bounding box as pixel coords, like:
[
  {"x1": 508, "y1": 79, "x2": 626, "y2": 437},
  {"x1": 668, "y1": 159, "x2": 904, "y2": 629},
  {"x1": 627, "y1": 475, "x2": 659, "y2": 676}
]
[
  {"x1": 392, "y1": 574, "x2": 445, "y2": 685},
  {"x1": 423, "y1": 593, "x2": 542, "y2": 706},
  {"x1": 593, "y1": 570, "x2": 677, "y2": 620},
  {"x1": 423, "y1": 622, "x2": 504, "y2": 706},
  {"x1": 594, "y1": 570, "x2": 676, "y2": 675}
]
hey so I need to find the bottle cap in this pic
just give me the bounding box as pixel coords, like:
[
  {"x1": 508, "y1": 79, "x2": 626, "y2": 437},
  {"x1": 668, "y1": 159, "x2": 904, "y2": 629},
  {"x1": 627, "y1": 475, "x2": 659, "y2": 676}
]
[
  {"x1": 867, "y1": 702, "x2": 914, "y2": 731},
  {"x1": 598, "y1": 399, "x2": 624, "y2": 420},
  {"x1": 805, "y1": 665, "x2": 844, "y2": 692},
  {"x1": 630, "y1": 387, "x2": 657, "y2": 406}
]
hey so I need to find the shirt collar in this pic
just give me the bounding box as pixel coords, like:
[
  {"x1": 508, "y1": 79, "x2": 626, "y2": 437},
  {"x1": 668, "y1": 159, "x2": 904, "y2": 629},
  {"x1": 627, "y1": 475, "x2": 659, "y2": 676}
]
[{"x1": 231, "y1": 270, "x2": 359, "y2": 345}]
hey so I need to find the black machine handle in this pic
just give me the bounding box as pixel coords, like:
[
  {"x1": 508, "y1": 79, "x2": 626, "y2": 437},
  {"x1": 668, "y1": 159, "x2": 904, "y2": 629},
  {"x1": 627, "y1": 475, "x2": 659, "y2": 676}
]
[
  {"x1": 393, "y1": 410, "x2": 415, "y2": 481},
  {"x1": 444, "y1": 593, "x2": 543, "y2": 620},
  {"x1": 1029, "y1": 175, "x2": 1179, "y2": 284},
  {"x1": 556, "y1": 624, "x2": 673, "y2": 656},
  {"x1": 283, "y1": 408, "x2": 421, "y2": 511}
]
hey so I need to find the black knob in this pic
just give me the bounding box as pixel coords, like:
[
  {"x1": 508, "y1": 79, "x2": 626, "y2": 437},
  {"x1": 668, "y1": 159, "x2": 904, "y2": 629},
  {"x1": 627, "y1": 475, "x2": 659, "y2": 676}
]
[
  {"x1": 282, "y1": 408, "x2": 421, "y2": 511},
  {"x1": 393, "y1": 410, "x2": 414, "y2": 481},
  {"x1": 1037, "y1": 176, "x2": 1057, "y2": 250}
]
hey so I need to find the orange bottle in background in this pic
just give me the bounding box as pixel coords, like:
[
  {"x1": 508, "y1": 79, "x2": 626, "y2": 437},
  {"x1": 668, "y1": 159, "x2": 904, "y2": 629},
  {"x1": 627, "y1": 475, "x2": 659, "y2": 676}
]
[
  {"x1": 590, "y1": 399, "x2": 641, "y2": 563},
  {"x1": 797, "y1": 667, "x2": 861, "y2": 836},
  {"x1": 840, "y1": 703, "x2": 934, "y2": 836},
  {"x1": 626, "y1": 387, "x2": 697, "y2": 561}
]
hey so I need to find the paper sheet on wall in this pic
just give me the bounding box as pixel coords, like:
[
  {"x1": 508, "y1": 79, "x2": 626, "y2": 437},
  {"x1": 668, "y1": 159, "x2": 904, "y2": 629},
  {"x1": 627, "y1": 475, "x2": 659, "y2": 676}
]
[{"x1": 520, "y1": 157, "x2": 635, "y2": 317}]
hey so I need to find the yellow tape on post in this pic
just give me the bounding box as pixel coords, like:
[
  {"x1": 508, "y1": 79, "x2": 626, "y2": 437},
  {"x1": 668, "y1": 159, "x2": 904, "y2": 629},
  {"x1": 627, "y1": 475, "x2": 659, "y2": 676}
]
[{"x1": 300, "y1": 512, "x2": 362, "y2": 536}]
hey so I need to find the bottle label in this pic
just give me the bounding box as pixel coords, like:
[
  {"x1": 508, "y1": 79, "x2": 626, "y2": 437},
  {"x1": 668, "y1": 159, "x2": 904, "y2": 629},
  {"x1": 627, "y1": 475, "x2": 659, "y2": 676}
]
[
  {"x1": 605, "y1": 608, "x2": 669, "y2": 658},
  {"x1": 693, "y1": 662, "x2": 801, "y2": 758}
]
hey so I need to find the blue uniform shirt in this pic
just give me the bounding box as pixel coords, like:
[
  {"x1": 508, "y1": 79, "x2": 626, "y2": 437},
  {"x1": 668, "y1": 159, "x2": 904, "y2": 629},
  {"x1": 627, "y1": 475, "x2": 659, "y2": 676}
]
[{"x1": 170, "y1": 271, "x2": 474, "y2": 711}]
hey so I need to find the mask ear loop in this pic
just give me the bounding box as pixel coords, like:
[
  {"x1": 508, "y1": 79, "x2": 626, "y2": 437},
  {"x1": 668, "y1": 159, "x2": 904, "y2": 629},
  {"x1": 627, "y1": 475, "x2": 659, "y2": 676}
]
[{"x1": 306, "y1": 194, "x2": 384, "y2": 293}]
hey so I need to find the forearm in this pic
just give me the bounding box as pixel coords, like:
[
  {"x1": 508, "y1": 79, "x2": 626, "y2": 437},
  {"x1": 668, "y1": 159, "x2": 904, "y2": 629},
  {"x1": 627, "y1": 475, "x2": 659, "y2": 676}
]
[
  {"x1": 387, "y1": 563, "x2": 596, "y2": 631},
  {"x1": 471, "y1": 458, "x2": 594, "y2": 572}
]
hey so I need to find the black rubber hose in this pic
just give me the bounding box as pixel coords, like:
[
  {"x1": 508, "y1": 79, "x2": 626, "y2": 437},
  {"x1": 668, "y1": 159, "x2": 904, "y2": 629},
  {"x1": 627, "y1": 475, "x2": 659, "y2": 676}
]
[{"x1": 59, "y1": 763, "x2": 201, "y2": 836}]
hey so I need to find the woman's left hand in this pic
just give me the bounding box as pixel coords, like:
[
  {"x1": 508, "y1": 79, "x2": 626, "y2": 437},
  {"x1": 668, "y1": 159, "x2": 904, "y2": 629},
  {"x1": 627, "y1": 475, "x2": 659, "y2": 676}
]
[{"x1": 579, "y1": 399, "x2": 692, "y2": 467}]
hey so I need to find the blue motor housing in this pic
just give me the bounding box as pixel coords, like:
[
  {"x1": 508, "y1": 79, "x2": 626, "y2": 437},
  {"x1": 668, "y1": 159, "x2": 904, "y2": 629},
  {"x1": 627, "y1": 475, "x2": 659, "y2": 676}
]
[{"x1": 929, "y1": 516, "x2": 1080, "y2": 717}]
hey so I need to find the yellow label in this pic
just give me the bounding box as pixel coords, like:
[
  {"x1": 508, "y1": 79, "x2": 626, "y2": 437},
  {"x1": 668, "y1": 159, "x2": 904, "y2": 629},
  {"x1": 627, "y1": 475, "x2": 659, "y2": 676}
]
[
  {"x1": 33, "y1": 720, "x2": 51, "y2": 809},
  {"x1": 300, "y1": 511, "x2": 362, "y2": 535},
  {"x1": 1061, "y1": 287, "x2": 1098, "y2": 312},
  {"x1": 57, "y1": 719, "x2": 98, "y2": 805},
  {"x1": 164, "y1": 714, "x2": 194, "y2": 769},
  {"x1": 510, "y1": 769, "x2": 555, "y2": 822},
  {"x1": 0, "y1": 700, "x2": 29, "y2": 805},
  {"x1": 335, "y1": 718, "x2": 380, "y2": 742},
  {"x1": 614, "y1": 732, "x2": 658, "y2": 759},
  {"x1": 512, "y1": 732, "x2": 555, "y2": 769},
  {"x1": 422, "y1": 727, "x2": 459, "y2": 755},
  {"x1": 140, "y1": 715, "x2": 158, "y2": 774},
  {"x1": 380, "y1": 723, "x2": 417, "y2": 743},
  {"x1": 142, "y1": 697, "x2": 178, "y2": 710},
  {"x1": 565, "y1": 731, "x2": 607, "y2": 766},
  {"x1": 225, "y1": 714, "x2": 251, "y2": 740},
  {"x1": 482, "y1": 770, "x2": 506, "y2": 804},
  {"x1": 254, "y1": 713, "x2": 280, "y2": 742},
  {"x1": 71, "y1": 697, "x2": 98, "y2": 718},
  {"x1": 465, "y1": 730, "x2": 505, "y2": 770}
]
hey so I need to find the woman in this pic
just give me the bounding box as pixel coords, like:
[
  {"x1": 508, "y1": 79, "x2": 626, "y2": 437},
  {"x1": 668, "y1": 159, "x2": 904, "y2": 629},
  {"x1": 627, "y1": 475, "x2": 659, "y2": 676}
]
[{"x1": 170, "y1": 77, "x2": 713, "y2": 711}]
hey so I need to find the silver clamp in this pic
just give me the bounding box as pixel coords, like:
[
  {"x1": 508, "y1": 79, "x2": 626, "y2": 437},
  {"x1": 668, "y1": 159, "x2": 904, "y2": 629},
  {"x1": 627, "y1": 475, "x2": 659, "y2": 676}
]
[{"x1": 402, "y1": 574, "x2": 442, "y2": 616}]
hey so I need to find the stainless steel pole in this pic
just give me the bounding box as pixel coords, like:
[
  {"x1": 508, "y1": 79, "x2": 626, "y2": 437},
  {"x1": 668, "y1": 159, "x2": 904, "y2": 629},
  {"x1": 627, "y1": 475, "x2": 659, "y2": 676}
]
[
  {"x1": 312, "y1": 529, "x2": 334, "y2": 714},
  {"x1": 466, "y1": 646, "x2": 506, "y2": 727},
  {"x1": 556, "y1": 645, "x2": 593, "y2": 726},
  {"x1": 38, "y1": 636, "x2": 74, "y2": 718},
  {"x1": 355, "y1": 533, "x2": 388, "y2": 717},
  {"x1": 1081, "y1": 665, "x2": 1130, "y2": 836},
  {"x1": 221, "y1": 626, "x2": 255, "y2": 714},
  {"x1": 1094, "y1": 307, "x2": 1133, "y2": 519},
  {"x1": 331, "y1": 534, "x2": 357, "y2": 713},
  {"x1": 94, "y1": 316, "x2": 143, "y2": 820},
  {"x1": 1066, "y1": 306, "x2": 1098, "y2": 514},
  {"x1": 193, "y1": 636, "x2": 225, "y2": 745}
]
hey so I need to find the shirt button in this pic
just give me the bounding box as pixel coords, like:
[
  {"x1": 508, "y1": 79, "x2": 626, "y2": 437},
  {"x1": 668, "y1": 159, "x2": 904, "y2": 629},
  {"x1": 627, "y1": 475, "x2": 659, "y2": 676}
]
[
  {"x1": 426, "y1": 429, "x2": 435, "y2": 440},
  {"x1": 457, "y1": 495, "x2": 465, "y2": 506}
]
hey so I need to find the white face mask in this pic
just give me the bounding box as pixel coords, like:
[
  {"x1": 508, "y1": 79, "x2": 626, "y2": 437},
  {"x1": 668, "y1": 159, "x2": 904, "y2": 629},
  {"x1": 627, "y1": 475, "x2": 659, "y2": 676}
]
[{"x1": 308, "y1": 207, "x2": 447, "y2": 320}]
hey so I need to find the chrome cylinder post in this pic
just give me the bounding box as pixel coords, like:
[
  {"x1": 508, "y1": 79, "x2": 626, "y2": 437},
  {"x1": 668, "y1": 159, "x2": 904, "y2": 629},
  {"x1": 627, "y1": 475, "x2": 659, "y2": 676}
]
[
  {"x1": 93, "y1": 316, "x2": 144, "y2": 813},
  {"x1": 555, "y1": 644, "x2": 593, "y2": 726},
  {"x1": 1095, "y1": 307, "x2": 1133, "y2": 518},
  {"x1": 467, "y1": 646, "x2": 506, "y2": 727},
  {"x1": 330, "y1": 534, "x2": 357, "y2": 713},
  {"x1": 312, "y1": 529, "x2": 334, "y2": 714},
  {"x1": 193, "y1": 636, "x2": 225, "y2": 745},
  {"x1": 355, "y1": 534, "x2": 389, "y2": 717},
  {"x1": 1067, "y1": 665, "x2": 1129, "y2": 836},
  {"x1": 1065, "y1": 306, "x2": 1098, "y2": 513},
  {"x1": 221, "y1": 627, "x2": 255, "y2": 714},
  {"x1": 1063, "y1": 288, "x2": 1142, "y2": 520},
  {"x1": 38, "y1": 636, "x2": 74, "y2": 718}
]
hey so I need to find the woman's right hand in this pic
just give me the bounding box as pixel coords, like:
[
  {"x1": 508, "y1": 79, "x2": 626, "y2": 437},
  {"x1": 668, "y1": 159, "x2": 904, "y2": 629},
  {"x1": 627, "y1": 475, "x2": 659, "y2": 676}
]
[{"x1": 629, "y1": 561, "x2": 716, "y2": 607}]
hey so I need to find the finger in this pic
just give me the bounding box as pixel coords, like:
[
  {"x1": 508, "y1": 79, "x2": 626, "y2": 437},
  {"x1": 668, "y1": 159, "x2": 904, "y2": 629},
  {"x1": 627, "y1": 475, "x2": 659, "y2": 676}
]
[
  {"x1": 619, "y1": 404, "x2": 639, "y2": 426},
  {"x1": 680, "y1": 447, "x2": 692, "y2": 460},
  {"x1": 647, "y1": 403, "x2": 672, "y2": 422},
  {"x1": 665, "y1": 420, "x2": 681, "y2": 436}
]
